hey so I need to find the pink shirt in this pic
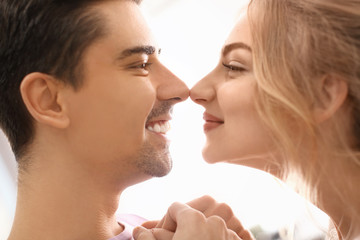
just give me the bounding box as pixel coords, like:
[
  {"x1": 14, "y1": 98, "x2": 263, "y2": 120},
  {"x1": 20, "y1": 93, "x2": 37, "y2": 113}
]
[{"x1": 108, "y1": 214, "x2": 147, "y2": 240}]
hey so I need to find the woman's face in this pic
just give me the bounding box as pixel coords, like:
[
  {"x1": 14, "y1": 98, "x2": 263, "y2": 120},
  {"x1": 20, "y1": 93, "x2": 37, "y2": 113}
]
[{"x1": 190, "y1": 14, "x2": 277, "y2": 170}]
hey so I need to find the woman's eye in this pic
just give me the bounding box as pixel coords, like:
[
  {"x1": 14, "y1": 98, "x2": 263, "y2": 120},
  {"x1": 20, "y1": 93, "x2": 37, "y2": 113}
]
[{"x1": 222, "y1": 62, "x2": 246, "y2": 72}]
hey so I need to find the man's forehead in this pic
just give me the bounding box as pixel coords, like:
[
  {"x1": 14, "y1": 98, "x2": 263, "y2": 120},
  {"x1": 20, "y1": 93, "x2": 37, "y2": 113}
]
[{"x1": 95, "y1": 2, "x2": 157, "y2": 48}]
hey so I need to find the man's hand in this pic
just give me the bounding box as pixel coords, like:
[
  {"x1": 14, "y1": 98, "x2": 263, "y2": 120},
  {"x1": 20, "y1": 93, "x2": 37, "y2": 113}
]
[
  {"x1": 133, "y1": 196, "x2": 254, "y2": 240},
  {"x1": 133, "y1": 202, "x2": 241, "y2": 240}
]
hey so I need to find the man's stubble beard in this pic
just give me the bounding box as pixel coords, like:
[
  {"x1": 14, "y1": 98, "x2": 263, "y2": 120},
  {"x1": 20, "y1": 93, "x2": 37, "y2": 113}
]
[
  {"x1": 134, "y1": 137, "x2": 173, "y2": 177},
  {"x1": 133, "y1": 101, "x2": 174, "y2": 177}
]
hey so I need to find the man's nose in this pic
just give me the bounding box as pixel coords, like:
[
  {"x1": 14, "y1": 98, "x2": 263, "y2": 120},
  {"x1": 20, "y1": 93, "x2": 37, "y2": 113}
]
[{"x1": 154, "y1": 64, "x2": 189, "y2": 103}]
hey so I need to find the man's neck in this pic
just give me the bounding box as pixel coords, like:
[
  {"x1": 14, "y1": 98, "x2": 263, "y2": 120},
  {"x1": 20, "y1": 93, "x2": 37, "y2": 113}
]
[{"x1": 8, "y1": 157, "x2": 125, "y2": 240}]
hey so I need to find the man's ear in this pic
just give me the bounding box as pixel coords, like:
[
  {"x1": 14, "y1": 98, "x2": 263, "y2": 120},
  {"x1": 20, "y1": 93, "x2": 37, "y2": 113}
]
[
  {"x1": 20, "y1": 72, "x2": 70, "y2": 129},
  {"x1": 314, "y1": 75, "x2": 349, "y2": 123}
]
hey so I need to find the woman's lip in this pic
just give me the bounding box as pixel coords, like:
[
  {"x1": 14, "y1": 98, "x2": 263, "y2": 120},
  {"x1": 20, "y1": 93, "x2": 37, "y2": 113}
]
[
  {"x1": 203, "y1": 112, "x2": 224, "y2": 132},
  {"x1": 204, "y1": 121, "x2": 223, "y2": 132},
  {"x1": 203, "y1": 112, "x2": 224, "y2": 122}
]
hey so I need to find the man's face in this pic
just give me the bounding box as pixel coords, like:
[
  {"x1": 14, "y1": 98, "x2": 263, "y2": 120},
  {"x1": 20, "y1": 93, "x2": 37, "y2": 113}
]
[{"x1": 61, "y1": 1, "x2": 188, "y2": 184}]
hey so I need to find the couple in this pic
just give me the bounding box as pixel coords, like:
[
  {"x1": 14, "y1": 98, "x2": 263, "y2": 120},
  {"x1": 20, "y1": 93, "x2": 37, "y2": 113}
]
[{"x1": 1, "y1": 0, "x2": 359, "y2": 240}]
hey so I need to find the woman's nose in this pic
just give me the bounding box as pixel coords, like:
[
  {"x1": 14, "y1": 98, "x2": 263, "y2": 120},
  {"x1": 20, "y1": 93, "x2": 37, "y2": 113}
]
[{"x1": 190, "y1": 73, "x2": 216, "y2": 105}]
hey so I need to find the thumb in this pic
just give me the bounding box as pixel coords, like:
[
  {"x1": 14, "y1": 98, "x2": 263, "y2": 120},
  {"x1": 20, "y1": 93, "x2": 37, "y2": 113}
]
[
  {"x1": 142, "y1": 220, "x2": 160, "y2": 229},
  {"x1": 152, "y1": 228, "x2": 175, "y2": 240},
  {"x1": 133, "y1": 226, "x2": 157, "y2": 240}
]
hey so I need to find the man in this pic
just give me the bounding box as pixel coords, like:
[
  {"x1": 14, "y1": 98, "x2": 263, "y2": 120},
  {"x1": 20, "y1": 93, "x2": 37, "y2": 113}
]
[{"x1": 0, "y1": 0, "x2": 189, "y2": 239}]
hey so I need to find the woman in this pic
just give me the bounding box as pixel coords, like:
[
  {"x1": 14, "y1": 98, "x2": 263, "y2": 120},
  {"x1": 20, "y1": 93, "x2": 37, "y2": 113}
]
[{"x1": 134, "y1": 0, "x2": 360, "y2": 239}]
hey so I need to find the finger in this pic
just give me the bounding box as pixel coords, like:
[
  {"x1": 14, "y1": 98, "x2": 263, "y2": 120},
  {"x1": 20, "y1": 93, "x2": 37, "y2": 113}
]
[
  {"x1": 227, "y1": 229, "x2": 242, "y2": 240},
  {"x1": 157, "y1": 196, "x2": 216, "y2": 230},
  {"x1": 225, "y1": 215, "x2": 246, "y2": 237},
  {"x1": 189, "y1": 196, "x2": 246, "y2": 236},
  {"x1": 142, "y1": 220, "x2": 159, "y2": 229},
  {"x1": 186, "y1": 195, "x2": 216, "y2": 213},
  {"x1": 206, "y1": 215, "x2": 227, "y2": 229},
  {"x1": 155, "y1": 217, "x2": 165, "y2": 228},
  {"x1": 207, "y1": 212, "x2": 250, "y2": 239},
  {"x1": 206, "y1": 216, "x2": 242, "y2": 240},
  {"x1": 165, "y1": 202, "x2": 205, "y2": 230},
  {"x1": 158, "y1": 211, "x2": 177, "y2": 232},
  {"x1": 203, "y1": 202, "x2": 234, "y2": 221},
  {"x1": 188, "y1": 196, "x2": 240, "y2": 226},
  {"x1": 133, "y1": 226, "x2": 157, "y2": 240},
  {"x1": 239, "y1": 229, "x2": 255, "y2": 240},
  {"x1": 152, "y1": 228, "x2": 175, "y2": 240},
  {"x1": 158, "y1": 202, "x2": 195, "y2": 231}
]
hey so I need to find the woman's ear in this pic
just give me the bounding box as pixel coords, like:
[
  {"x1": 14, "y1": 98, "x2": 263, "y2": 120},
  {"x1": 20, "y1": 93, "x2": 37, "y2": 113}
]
[
  {"x1": 314, "y1": 75, "x2": 349, "y2": 123},
  {"x1": 20, "y1": 72, "x2": 70, "y2": 129}
]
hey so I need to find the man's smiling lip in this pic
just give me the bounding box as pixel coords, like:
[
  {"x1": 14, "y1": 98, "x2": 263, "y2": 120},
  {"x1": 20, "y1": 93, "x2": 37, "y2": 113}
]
[
  {"x1": 146, "y1": 114, "x2": 172, "y2": 126},
  {"x1": 145, "y1": 115, "x2": 172, "y2": 135},
  {"x1": 203, "y1": 112, "x2": 224, "y2": 133}
]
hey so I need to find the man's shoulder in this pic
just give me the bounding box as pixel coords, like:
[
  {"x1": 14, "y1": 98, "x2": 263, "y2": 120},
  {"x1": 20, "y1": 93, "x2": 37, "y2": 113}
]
[{"x1": 108, "y1": 214, "x2": 147, "y2": 240}]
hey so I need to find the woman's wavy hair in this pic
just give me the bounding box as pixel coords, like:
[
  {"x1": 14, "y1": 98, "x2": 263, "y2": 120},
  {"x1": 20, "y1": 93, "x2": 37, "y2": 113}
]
[{"x1": 247, "y1": 0, "x2": 360, "y2": 237}]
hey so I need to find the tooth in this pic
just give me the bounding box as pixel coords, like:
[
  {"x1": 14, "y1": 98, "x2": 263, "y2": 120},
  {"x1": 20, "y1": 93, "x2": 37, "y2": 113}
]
[
  {"x1": 160, "y1": 124, "x2": 167, "y2": 133},
  {"x1": 166, "y1": 122, "x2": 171, "y2": 131},
  {"x1": 153, "y1": 123, "x2": 161, "y2": 133},
  {"x1": 147, "y1": 126, "x2": 154, "y2": 131}
]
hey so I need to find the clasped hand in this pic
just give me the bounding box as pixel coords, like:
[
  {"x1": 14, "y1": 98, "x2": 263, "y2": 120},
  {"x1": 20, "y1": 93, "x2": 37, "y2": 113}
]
[{"x1": 132, "y1": 196, "x2": 254, "y2": 240}]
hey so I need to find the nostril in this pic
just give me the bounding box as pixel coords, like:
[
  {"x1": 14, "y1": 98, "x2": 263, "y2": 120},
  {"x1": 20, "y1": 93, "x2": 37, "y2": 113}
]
[
  {"x1": 190, "y1": 88, "x2": 213, "y2": 103},
  {"x1": 194, "y1": 98, "x2": 207, "y2": 104},
  {"x1": 172, "y1": 97, "x2": 182, "y2": 102},
  {"x1": 189, "y1": 91, "x2": 205, "y2": 103},
  {"x1": 170, "y1": 95, "x2": 188, "y2": 103}
]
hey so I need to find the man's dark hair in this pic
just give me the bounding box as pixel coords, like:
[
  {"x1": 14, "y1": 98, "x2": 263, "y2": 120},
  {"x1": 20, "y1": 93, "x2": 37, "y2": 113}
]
[{"x1": 0, "y1": 0, "x2": 141, "y2": 161}]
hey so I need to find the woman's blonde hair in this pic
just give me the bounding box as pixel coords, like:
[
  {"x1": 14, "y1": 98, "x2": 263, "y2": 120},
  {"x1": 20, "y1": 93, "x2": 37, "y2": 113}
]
[{"x1": 247, "y1": 0, "x2": 360, "y2": 237}]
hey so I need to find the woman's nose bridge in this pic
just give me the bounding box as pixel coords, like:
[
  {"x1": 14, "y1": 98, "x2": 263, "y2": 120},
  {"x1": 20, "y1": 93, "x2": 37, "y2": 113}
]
[{"x1": 190, "y1": 71, "x2": 216, "y2": 103}]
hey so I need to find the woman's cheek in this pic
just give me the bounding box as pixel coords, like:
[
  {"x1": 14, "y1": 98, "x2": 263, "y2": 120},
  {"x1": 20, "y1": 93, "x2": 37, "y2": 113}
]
[{"x1": 218, "y1": 80, "x2": 255, "y2": 116}]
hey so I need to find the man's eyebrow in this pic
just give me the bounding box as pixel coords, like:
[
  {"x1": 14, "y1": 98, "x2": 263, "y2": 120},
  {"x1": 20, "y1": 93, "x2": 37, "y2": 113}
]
[
  {"x1": 117, "y1": 45, "x2": 161, "y2": 60},
  {"x1": 222, "y1": 42, "x2": 252, "y2": 57}
]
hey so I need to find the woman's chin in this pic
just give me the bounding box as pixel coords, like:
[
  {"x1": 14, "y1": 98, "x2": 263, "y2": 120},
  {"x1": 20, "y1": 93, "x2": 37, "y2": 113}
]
[
  {"x1": 202, "y1": 148, "x2": 280, "y2": 175},
  {"x1": 226, "y1": 157, "x2": 282, "y2": 177},
  {"x1": 201, "y1": 148, "x2": 247, "y2": 165},
  {"x1": 201, "y1": 149, "x2": 225, "y2": 164}
]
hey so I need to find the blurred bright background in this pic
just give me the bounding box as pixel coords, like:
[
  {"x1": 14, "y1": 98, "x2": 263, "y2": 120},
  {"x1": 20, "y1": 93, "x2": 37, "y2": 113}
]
[{"x1": 0, "y1": 0, "x2": 329, "y2": 239}]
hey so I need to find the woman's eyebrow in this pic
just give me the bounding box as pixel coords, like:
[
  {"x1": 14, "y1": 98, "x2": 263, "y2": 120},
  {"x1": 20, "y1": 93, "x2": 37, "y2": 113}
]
[{"x1": 222, "y1": 42, "x2": 252, "y2": 57}]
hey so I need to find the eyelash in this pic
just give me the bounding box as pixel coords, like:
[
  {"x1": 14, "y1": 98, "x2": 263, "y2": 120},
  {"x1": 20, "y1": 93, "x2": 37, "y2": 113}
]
[
  {"x1": 222, "y1": 63, "x2": 246, "y2": 72},
  {"x1": 131, "y1": 62, "x2": 153, "y2": 70}
]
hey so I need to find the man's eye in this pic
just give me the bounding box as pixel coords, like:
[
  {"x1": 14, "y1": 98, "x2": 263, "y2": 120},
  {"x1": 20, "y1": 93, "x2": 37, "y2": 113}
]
[{"x1": 131, "y1": 62, "x2": 152, "y2": 70}]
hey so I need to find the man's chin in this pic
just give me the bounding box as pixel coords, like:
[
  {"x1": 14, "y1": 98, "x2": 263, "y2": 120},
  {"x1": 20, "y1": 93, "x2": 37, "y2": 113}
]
[
  {"x1": 135, "y1": 141, "x2": 173, "y2": 177},
  {"x1": 142, "y1": 154, "x2": 172, "y2": 177}
]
